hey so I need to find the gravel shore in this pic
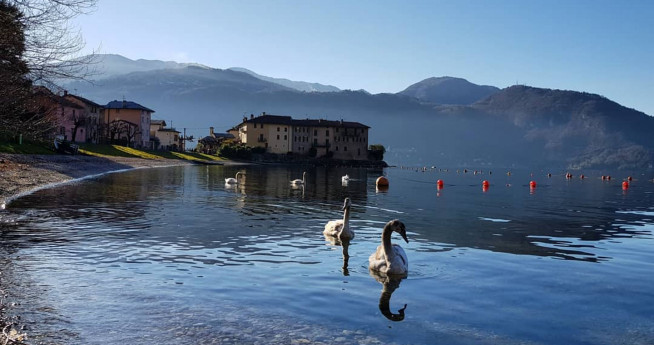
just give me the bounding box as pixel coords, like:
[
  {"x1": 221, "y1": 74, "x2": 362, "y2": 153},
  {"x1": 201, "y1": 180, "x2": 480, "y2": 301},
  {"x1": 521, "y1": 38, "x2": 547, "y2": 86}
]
[{"x1": 0, "y1": 153, "x2": 197, "y2": 208}]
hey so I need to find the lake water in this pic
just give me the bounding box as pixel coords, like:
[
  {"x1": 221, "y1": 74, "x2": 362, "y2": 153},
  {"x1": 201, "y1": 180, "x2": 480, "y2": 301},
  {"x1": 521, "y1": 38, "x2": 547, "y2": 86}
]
[{"x1": 1, "y1": 165, "x2": 654, "y2": 344}]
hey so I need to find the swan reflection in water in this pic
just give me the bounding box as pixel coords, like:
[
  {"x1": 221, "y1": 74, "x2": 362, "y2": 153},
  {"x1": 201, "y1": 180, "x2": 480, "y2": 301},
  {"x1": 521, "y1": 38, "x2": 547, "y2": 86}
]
[
  {"x1": 324, "y1": 235, "x2": 351, "y2": 276},
  {"x1": 370, "y1": 270, "x2": 407, "y2": 322}
]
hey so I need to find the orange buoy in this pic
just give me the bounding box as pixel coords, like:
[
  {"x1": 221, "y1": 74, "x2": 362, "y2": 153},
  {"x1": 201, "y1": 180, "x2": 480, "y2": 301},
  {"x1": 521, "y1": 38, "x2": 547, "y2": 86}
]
[
  {"x1": 482, "y1": 180, "x2": 490, "y2": 187},
  {"x1": 376, "y1": 176, "x2": 389, "y2": 187},
  {"x1": 622, "y1": 181, "x2": 629, "y2": 189},
  {"x1": 529, "y1": 181, "x2": 537, "y2": 188}
]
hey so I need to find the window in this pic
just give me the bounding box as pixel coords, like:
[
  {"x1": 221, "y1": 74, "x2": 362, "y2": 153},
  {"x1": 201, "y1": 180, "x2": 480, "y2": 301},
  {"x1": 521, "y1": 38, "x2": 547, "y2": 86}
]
[
  {"x1": 314, "y1": 138, "x2": 317, "y2": 145},
  {"x1": 253, "y1": 123, "x2": 256, "y2": 128},
  {"x1": 358, "y1": 148, "x2": 361, "y2": 156},
  {"x1": 277, "y1": 127, "x2": 280, "y2": 132},
  {"x1": 326, "y1": 130, "x2": 329, "y2": 136},
  {"x1": 284, "y1": 127, "x2": 287, "y2": 132},
  {"x1": 335, "y1": 146, "x2": 339, "y2": 151},
  {"x1": 326, "y1": 139, "x2": 329, "y2": 146},
  {"x1": 277, "y1": 135, "x2": 280, "y2": 140},
  {"x1": 284, "y1": 135, "x2": 287, "y2": 140},
  {"x1": 344, "y1": 146, "x2": 348, "y2": 152},
  {"x1": 314, "y1": 129, "x2": 317, "y2": 135}
]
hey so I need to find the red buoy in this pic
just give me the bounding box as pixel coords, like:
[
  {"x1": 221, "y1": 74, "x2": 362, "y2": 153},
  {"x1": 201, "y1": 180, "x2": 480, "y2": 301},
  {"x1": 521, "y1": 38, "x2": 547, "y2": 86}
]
[
  {"x1": 436, "y1": 179, "x2": 444, "y2": 190},
  {"x1": 622, "y1": 181, "x2": 629, "y2": 189},
  {"x1": 482, "y1": 180, "x2": 490, "y2": 187},
  {"x1": 628, "y1": 176, "x2": 633, "y2": 181},
  {"x1": 580, "y1": 174, "x2": 585, "y2": 179},
  {"x1": 529, "y1": 181, "x2": 537, "y2": 188}
]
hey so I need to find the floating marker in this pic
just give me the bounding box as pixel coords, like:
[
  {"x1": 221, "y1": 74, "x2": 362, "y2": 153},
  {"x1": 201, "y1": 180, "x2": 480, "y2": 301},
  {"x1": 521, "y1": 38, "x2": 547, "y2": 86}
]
[
  {"x1": 436, "y1": 179, "x2": 444, "y2": 189},
  {"x1": 628, "y1": 176, "x2": 633, "y2": 181},
  {"x1": 376, "y1": 176, "x2": 389, "y2": 187},
  {"x1": 529, "y1": 181, "x2": 537, "y2": 188},
  {"x1": 482, "y1": 180, "x2": 490, "y2": 187},
  {"x1": 622, "y1": 181, "x2": 629, "y2": 189},
  {"x1": 580, "y1": 174, "x2": 585, "y2": 179}
]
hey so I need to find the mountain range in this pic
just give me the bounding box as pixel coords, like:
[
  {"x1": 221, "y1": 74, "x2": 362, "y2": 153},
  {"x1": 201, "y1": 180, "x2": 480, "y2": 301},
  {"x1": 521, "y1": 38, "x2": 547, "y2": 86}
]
[{"x1": 64, "y1": 54, "x2": 654, "y2": 170}]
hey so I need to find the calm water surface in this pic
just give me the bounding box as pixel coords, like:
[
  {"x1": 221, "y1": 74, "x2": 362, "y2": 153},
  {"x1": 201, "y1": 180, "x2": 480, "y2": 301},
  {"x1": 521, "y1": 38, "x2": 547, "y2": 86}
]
[{"x1": 1, "y1": 165, "x2": 654, "y2": 344}]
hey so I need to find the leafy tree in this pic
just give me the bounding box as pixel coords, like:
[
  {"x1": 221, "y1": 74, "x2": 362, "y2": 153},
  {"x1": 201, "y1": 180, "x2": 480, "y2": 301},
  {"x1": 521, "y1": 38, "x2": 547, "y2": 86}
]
[{"x1": 0, "y1": 0, "x2": 32, "y2": 139}]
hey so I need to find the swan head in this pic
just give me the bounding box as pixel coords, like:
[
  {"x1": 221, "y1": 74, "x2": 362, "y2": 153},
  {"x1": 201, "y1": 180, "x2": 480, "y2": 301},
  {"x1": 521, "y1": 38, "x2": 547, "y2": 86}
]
[
  {"x1": 342, "y1": 197, "x2": 351, "y2": 210},
  {"x1": 388, "y1": 219, "x2": 408, "y2": 243}
]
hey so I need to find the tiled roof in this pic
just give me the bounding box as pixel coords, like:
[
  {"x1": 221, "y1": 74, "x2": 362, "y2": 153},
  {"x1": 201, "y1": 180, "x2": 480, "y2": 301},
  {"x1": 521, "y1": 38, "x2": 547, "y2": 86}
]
[
  {"x1": 151, "y1": 120, "x2": 166, "y2": 126},
  {"x1": 242, "y1": 114, "x2": 369, "y2": 128},
  {"x1": 105, "y1": 100, "x2": 155, "y2": 113},
  {"x1": 65, "y1": 94, "x2": 103, "y2": 108}
]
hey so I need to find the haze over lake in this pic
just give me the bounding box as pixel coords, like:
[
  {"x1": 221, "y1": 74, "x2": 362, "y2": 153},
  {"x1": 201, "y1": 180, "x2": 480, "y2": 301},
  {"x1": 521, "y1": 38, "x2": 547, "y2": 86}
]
[{"x1": 1, "y1": 165, "x2": 653, "y2": 344}]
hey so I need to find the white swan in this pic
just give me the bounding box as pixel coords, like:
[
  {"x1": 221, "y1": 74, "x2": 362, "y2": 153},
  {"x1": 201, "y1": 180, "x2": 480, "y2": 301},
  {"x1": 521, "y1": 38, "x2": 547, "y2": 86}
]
[
  {"x1": 369, "y1": 219, "x2": 408, "y2": 276},
  {"x1": 324, "y1": 198, "x2": 354, "y2": 241},
  {"x1": 291, "y1": 171, "x2": 306, "y2": 185},
  {"x1": 342, "y1": 174, "x2": 350, "y2": 182},
  {"x1": 225, "y1": 171, "x2": 243, "y2": 184}
]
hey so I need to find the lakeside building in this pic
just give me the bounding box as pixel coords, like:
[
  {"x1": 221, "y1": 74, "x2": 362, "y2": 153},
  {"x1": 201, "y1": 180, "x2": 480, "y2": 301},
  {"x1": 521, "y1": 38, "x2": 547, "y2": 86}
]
[
  {"x1": 150, "y1": 120, "x2": 182, "y2": 151},
  {"x1": 198, "y1": 127, "x2": 234, "y2": 154},
  {"x1": 32, "y1": 87, "x2": 85, "y2": 143},
  {"x1": 64, "y1": 92, "x2": 104, "y2": 144},
  {"x1": 229, "y1": 112, "x2": 370, "y2": 160},
  {"x1": 103, "y1": 100, "x2": 154, "y2": 148}
]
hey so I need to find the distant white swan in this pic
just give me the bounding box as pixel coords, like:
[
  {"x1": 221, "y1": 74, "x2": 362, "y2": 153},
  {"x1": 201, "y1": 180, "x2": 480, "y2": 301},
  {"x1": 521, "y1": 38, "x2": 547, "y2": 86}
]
[
  {"x1": 324, "y1": 198, "x2": 354, "y2": 241},
  {"x1": 225, "y1": 171, "x2": 243, "y2": 184},
  {"x1": 342, "y1": 174, "x2": 350, "y2": 183},
  {"x1": 291, "y1": 171, "x2": 306, "y2": 185},
  {"x1": 369, "y1": 219, "x2": 409, "y2": 275}
]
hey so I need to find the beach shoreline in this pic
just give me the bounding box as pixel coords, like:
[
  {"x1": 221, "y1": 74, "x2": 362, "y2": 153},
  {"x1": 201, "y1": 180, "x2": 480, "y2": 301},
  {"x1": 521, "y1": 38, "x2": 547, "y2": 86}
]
[{"x1": 0, "y1": 153, "x2": 201, "y2": 209}]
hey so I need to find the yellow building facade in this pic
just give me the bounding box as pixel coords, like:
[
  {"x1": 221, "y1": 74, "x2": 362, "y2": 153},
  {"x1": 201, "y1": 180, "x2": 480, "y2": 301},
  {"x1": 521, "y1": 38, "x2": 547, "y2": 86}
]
[{"x1": 231, "y1": 113, "x2": 370, "y2": 160}]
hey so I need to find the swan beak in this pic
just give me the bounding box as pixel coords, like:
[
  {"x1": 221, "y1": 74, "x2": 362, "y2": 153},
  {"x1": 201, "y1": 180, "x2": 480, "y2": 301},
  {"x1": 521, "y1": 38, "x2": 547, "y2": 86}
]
[{"x1": 400, "y1": 230, "x2": 409, "y2": 243}]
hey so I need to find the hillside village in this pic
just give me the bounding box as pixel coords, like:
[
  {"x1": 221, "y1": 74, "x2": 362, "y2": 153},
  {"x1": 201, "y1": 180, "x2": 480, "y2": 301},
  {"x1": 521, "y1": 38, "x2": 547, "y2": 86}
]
[{"x1": 36, "y1": 87, "x2": 382, "y2": 162}]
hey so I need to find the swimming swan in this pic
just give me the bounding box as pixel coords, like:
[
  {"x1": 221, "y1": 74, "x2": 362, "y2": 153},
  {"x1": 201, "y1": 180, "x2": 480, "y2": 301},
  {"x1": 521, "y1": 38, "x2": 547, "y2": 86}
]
[
  {"x1": 324, "y1": 198, "x2": 354, "y2": 241},
  {"x1": 369, "y1": 219, "x2": 408, "y2": 275},
  {"x1": 225, "y1": 172, "x2": 243, "y2": 184},
  {"x1": 291, "y1": 171, "x2": 306, "y2": 185},
  {"x1": 342, "y1": 174, "x2": 350, "y2": 182}
]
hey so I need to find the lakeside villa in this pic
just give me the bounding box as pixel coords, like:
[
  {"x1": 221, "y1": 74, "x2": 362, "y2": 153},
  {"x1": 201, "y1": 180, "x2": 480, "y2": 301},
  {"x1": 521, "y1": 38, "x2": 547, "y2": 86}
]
[
  {"x1": 228, "y1": 112, "x2": 371, "y2": 160},
  {"x1": 35, "y1": 88, "x2": 182, "y2": 150}
]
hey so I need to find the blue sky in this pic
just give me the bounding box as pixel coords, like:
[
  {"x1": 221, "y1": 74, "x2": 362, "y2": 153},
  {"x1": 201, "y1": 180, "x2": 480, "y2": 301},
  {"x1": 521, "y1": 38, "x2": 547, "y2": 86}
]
[{"x1": 74, "y1": 0, "x2": 654, "y2": 115}]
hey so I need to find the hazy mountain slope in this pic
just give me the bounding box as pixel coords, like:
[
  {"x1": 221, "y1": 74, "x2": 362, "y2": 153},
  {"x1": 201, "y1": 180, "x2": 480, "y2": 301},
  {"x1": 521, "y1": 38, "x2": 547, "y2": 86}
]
[
  {"x1": 399, "y1": 77, "x2": 500, "y2": 105},
  {"x1": 228, "y1": 67, "x2": 340, "y2": 92},
  {"x1": 474, "y1": 85, "x2": 654, "y2": 169},
  {"x1": 91, "y1": 54, "x2": 210, "y2": 79},
  {"x1": 66, "y1": 66, "x2": 654, "y2": 170}
]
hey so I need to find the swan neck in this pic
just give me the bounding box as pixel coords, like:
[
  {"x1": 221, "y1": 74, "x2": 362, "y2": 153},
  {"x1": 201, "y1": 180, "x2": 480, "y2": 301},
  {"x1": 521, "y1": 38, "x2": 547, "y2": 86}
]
[
  {"x1": 381, "y1": 224, "x2": 394, "y2": 261},
  {"x1": 342, "y1": 206, "x2": 350, "y2": 225}
]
